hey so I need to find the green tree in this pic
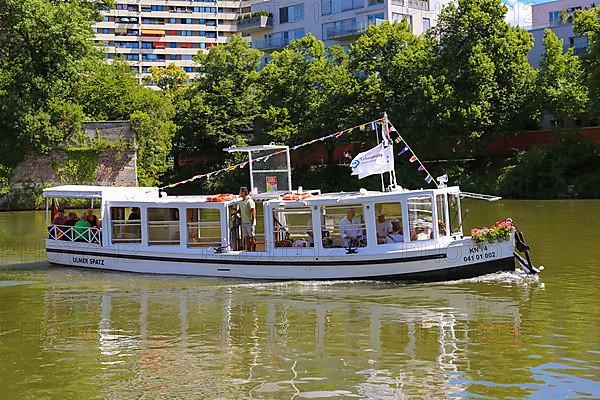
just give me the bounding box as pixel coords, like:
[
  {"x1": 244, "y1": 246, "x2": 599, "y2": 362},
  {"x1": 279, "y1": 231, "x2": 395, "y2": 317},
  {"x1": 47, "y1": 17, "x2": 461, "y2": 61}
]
[
  {"x1": 348, "y1": 21, "x2": 432, "y2": 144},
  {"x1": 0, "y1": 0, "x2": 109, "y2": 166},
  {"x1": 537, "y1": 29, "x2": 588, "y2": 126},
  {"x1": 574, "y1": 6, "x2": 600, "y2": 119},
  {"x1": 174, "y1": 35, "x2": 263, "y2": 153},
  {"x1": 131, "y1": 111, "x2": 176, "y2": 186},
  {"x1": 145, "y1": 63, "x2": 189, "y2": 93},
  {"x1": 420, "y1": 0, "x2": 538, "y2": 149},
  {"x1": 74, "y1": 59, "x2": 176, "y2": 186},
  {"x1": 258, "y1": 34, "x2": 357, "y2": 144}
]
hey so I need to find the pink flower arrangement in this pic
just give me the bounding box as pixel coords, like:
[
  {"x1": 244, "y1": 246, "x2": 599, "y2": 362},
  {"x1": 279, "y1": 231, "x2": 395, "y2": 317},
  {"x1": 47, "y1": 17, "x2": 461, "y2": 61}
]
[{"x1": 471, "y1": 219, "x2": 516, "y2": 243}]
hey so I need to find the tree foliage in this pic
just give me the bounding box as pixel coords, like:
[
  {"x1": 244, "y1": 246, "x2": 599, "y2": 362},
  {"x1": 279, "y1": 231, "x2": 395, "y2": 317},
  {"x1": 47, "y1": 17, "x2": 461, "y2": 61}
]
[
  {"x1": 145, "y1": 63, "x2": 189, "y2": 93},
  {"x1": 0, "y1": 0, "x2": 107, "y2": 165},
  {"x1": 174, "y1": 35, "x2": 262, "y2": 155},
  {"x1": 422, "y1": 0, "x2": 538, "y2": 144},
  {"x1": 537, "y1": 29, "x2": 588, "y2": 126},
  {"x1": 574, "y1": 6, "x2": 600, "y2": 119}
]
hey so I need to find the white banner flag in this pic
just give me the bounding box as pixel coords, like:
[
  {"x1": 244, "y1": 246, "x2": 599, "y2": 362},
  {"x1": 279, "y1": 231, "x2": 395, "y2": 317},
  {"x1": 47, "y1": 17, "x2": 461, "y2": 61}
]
[{"x1": 350, "y1": 143, "x2": 394, "y2": 179}]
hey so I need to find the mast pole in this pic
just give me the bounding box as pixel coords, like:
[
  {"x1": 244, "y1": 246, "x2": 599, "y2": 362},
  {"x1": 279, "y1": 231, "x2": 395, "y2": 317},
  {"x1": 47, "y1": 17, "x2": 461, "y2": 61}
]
[
  {"x1": 375, "y1": 120, "x2": 385, "y2": 192},
  {"x1": 383, "y1": 112, "x2": 398, "y2": 190}
]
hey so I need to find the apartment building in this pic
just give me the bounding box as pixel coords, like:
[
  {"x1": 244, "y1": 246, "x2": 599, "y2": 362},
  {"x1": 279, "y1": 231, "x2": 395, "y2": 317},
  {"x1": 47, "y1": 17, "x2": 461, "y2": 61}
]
[
  {"x1": 528, "y1": 0, "x2": 596, "y2": 67},
  {"x1": 237, "y1": 0, "x2": 441, "y2": 63},
  {"x1": 94, "y1": 0, "x2": 253, "y2": 82}
]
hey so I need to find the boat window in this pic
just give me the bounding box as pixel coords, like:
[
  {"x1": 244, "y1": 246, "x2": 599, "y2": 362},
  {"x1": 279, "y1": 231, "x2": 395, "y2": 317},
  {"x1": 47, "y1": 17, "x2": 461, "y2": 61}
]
[
  {"x1": 436, "y1": 194, "x2": 448, "y2": 237},
  {"x1": 448, "y1": 193, "x2": 462, "y2": 235},
  {"x1": 374, "y1": 203, "x2": 404, "y2": 244},
  {"x1": 186, "y1": 208, "x2": 221, "y2": 248},
  {"x1": 407, "y1": 196, "x2": 433, "y2": 241},
  {"x1": 320, "y1": 204, "x2": 367, "y2": 248},
  {"x1": 272, "y1": 206, "x2": 312, "y2": 248},
  {"x1": 147, "y1": 208, "x2": 180, "y2": 246},
  {"x1": 110, "y1": 207, "x2": 141, "y2": 244}
]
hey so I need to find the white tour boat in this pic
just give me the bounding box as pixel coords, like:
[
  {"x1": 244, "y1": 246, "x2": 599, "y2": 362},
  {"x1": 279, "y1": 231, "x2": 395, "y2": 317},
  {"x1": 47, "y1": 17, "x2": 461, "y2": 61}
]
[{"x1": 43, "y1": 116, "x2": 540, "y2": 281}]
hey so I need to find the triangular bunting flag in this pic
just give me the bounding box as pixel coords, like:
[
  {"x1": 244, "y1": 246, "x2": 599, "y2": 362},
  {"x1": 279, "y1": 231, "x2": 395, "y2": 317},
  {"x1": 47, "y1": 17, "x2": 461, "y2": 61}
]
[
  {"x1": 425, "y1": 175, "x2": 433, "y2": 183},
  {"x1": 394, "y1": 136, "x2": 403, "y2": 144},
  {"x1": 409, "y1": 155, "x2": 418, "y2": 163},
  {"x1": 359, "y1": 124, "x2": 366, "y2": 131},
  {"x1": 369, "y1": 121, "x2": 377, "y2": 130},
  {"x1": 398, "y1": 146, "x2": 409, "y2": 155},
  {"x1": 417, "y1": 165, "x2": 425, "y2": 172}
]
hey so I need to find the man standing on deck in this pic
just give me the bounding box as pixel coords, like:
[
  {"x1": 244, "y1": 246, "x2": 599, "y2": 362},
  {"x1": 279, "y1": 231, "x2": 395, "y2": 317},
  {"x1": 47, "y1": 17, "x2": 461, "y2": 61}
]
[{"x1": 239, "y1": 186, "x2": 256, "y2": 251}]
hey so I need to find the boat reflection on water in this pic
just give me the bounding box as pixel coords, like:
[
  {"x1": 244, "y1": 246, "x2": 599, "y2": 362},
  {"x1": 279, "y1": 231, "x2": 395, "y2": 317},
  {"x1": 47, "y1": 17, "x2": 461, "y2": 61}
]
[{"x1": 34, "y1": 271, "x2": 544, "y2": 399}]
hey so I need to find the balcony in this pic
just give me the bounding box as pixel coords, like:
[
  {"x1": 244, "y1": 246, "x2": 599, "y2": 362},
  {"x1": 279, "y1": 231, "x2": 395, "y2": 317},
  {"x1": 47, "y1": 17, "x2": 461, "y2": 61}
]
[
  {"x1": 391, "y1": 0, "x2": 430, "y2": 11},
  {"x1": 324, "y1": 24, "x2": 364, "y2": 40},
  {"x1": 254, "y1": 36, "x2": 290, "y2": 50},
  {"x1": 236, "y1": 14, "x2": 273, "y2": 32}
]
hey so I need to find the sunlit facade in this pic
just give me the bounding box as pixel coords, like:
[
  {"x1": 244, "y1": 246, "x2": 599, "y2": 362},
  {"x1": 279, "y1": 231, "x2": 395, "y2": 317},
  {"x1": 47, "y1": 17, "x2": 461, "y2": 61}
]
[{"x1": 93, "y1": 0, "x2": 254, "y2": 83}]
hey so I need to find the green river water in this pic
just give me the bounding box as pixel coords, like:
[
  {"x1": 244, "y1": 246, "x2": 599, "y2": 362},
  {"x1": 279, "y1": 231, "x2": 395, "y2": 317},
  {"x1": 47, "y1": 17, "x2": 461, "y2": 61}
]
[{"x1": 0, "y1": 200, "x2": 598, "y2": 399}]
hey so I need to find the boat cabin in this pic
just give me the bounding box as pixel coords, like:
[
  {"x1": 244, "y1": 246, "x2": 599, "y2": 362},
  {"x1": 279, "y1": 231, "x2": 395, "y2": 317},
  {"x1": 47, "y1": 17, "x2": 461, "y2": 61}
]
[{"x1": 43, "y1": 185, "x2": 465, "y2": 255}]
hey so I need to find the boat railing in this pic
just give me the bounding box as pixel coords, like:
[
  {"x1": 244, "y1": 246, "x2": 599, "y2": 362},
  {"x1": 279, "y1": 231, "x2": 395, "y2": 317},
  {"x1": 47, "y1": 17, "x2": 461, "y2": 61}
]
[{"x1": 48, "y1": 224, "x2": 102, "y2": 244}]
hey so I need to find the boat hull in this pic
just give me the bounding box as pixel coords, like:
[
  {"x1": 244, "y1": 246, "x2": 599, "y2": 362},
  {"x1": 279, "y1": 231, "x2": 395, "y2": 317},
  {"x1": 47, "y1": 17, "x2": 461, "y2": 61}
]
[{"x1": 46, "y1": 239, "x2": 515, "y2": 282}]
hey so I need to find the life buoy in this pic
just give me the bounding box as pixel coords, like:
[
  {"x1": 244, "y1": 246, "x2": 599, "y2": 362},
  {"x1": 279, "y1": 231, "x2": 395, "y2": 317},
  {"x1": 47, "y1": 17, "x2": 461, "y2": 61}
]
[
  {"x1": 282, "y1": 192, "x2": 312, "y2": 201},
  {"x1": 207, "y1": 193, "x2": 235, "y2": 202}
]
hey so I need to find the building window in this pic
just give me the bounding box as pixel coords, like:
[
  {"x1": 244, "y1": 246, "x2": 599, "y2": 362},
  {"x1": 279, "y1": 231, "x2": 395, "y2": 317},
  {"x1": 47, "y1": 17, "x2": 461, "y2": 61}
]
[
  {"x1": 368, "y1": 0, "x2": 384, "y2": 5},
  {"x1": 102, "y1": 28, "x2": 110, "y2": 34},
  {"x1": 423, "y1": 17, "x2": 431, "y2": 31},
  {"x1": 549, "y1": 11, "x2": 560, "y2": 25},
  {"x1": 147, "y1": 208, "x2": 180, "y2": 246},
  {"x1": 181, "y1": 30, "x2": 193, "y2": 36},
  {"x1": 182, "y1": 55, "x2": 193, "y2": 60},
  {"x1": 206, "y1": 31, "x2": 216, "y2": 38},
  {"x1": 123, "y1": 54, "x2": 139, "y2": 61},
  {"x1": 341, "y1": 0, "x2": 364, "y2": 12},
  {"x1": 169, "y1": 18, "x2": 177, "y2": 24},
  {"x1": 151, "y1": 5, "x2": 163, "y2": 11},
  {"x1": 280, "y1": 4, "x2": 304, "y2": 24},
  {"x1": 110, "y1": 207, "x2": 141, "y2": 244},
  {"x1": 184, "y1": 67, "x2": 194, "y2": 73},
  {"x1": 392, "y1": 13, "x2": 412, "y2": 30},
  {"x1": 322, "y1": 18, "x2": 356, "y2": 40},
  {"x1": 367, "y1": 12, "x2": 384, "y2": 26},
  {"x1": 186, "y1": 18, "x2": 193, "y2": 24},
  {"x1": 141, "y1": 42, "x2": 153, "y2": 49}
]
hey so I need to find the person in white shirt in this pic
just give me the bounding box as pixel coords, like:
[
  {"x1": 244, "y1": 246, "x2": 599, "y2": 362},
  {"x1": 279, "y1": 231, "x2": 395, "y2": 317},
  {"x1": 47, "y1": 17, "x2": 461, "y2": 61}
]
[
  {"x1": 339, "y1": 208, "x2": 362, "y2": 247},
  {"x1": 376, "y1": 211, "x2": 393, "y2": 244}
]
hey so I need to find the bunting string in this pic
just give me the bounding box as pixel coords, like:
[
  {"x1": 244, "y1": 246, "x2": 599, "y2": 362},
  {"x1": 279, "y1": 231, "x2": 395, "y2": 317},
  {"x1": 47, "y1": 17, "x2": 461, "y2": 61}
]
[
  {"x1": 386, "y1": 121, "x2": 439, "y2": 188},
  {"x1": 160, "y1": 117, "x2": 385, "y2": 190}
]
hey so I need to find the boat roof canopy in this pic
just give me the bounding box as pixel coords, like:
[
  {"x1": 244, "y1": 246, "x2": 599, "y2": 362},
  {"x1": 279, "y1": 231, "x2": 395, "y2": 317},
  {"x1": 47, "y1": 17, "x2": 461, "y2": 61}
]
[{"x1": 43, "y1": 185, "x2": 159, "y2": 200}]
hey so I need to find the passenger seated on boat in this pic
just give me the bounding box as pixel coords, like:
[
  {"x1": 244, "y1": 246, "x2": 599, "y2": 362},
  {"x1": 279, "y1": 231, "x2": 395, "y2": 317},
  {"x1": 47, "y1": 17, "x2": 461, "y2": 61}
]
[
  {"x1": 61, "y1": 212, "x2": 79, "y2": 241},
  {"x1": 74, "y1": 213, "x2": 91, "y2": 242},
  {"x1": 432, "y1": 220, "x2": 446, "y2": 239},
  {"x1": 294, "y1": 239, "x2": 308, "y2": 247},
  {"x1": 84, "y1": 208, "x2": 100, "y2": 229},
  {"x1": 411, "y1": 224, "x2": 430, "y2": 241},
  {"x1": 376, "y1": 211, "x2": 393, "y2": 244},
  {"x1": 51, "y1": 209, "x2": 68, "y2": 225},
  {"x1": 128, "y1": 207, "x2": 141, "y2": 221},
  {"x1": 340, "y1": 208, "x2": 363, "y2": 247},
  {"x1": 387, "y1": 218, "x2": 404, "y2": 243}
]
